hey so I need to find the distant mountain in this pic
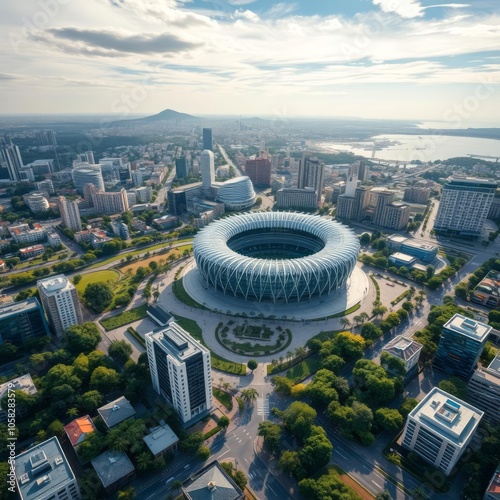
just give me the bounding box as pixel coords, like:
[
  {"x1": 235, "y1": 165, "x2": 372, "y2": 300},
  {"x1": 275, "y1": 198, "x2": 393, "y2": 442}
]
[{"x1": 111, "y1": 109, "x2": 198, "y2": 126}]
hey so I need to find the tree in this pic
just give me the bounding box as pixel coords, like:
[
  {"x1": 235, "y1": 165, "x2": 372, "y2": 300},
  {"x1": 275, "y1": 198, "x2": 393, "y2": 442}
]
[
  {"x1": 181, "y1": 431, "x2": 204, "y2": 452},
  {"x1": 79, "y1": 390, "x2": 103, "y2": 413},
  {"x1": 198, "y1": 446, "x2": 210, "y2": 460},
  {"x1": 109, "y1": 340, "x2": 133, "y2": 365},
  {"x1": 361, "y1": 322, "x2": 382, "y2": 340},
  {"x1": 218, "y1": 416, "x2": 230, "y2": 429},
  {"x1": 360, "y1": 233, "x2": 371, "y2": 245},
  {"x1": 90, "y1": 366, "x2": 122, "y2": 394},
  {"x1": 399, "y1": 397, "x2": 418, "y2": 418},
  {"x1": 63, "y1": 323, "x2": 101, "y2": 355},
  {"x1": 281, "y1": 402, "x2": 317, "y2": 441},
  {"x1": 438, "y1": 377, "x2": 467, "y2": 400},
  {"x1": 247, "y1": 359, "x2": 258, "y2": 373},
  {"x1": 376, "y1": 492, "x2": 392, "y2": 500},
  {"x1": 299, "y1": 426, "x2": 333, "y2": 475},
  {"x1": 258, "y1": 421, "x2": 281, "y2": 454},
  {"x1": 340, "y1": 318, "x2": 351, "y2": 330},
  {"x1": 272, "y1": 376, "x2": 293, "y2": 396},
  {"x1": 241, "y1": 388, "x2": 258, "y2": 405},
  {"x1": 330, "y1": 332, "x2": 365, "y2": 362},
  {"x1": 321, "y1": 354, "x2": 344, "y2": 374},
  {"x1": 83, "y1": 282, "x2": 114, "y2": 312},
  {"x1": 73, "y1": 274, "x2": 82, "y2": 285},
  {"x1": 279, "y1": 450, "x2": 305, "y2": 479},
  {"x1": 375, "y1": 407, "x2": 403, "y2": 432},
  {"x1": 372, "y1": 305, "x2": 388, "y2": 318},
  {"x1": 117, "y1": 487, "x2": 136, "y2": 500},
  {"x1": 396, "y1": 308, "x2": 409, "y2": 321},
  {"x1": 426, "y1": 265, "x2": 435, "y2": 279},
  {"x1": 402, "y1": 301, "x2": 414, "y2": 312}
]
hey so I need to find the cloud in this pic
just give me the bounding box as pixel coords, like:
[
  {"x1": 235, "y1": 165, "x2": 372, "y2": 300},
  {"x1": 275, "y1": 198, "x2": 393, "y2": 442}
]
[
  {"x1": 42, "y1": 28, "x2": 200, "y2": 55},
  {"x1": 234, "y1": 9, "x2": 260, "y2": 22},
  {"x1": 226, "y1": 0, "x2": 257, "y2": 5},
  {"x1": 266, "y1": 3, "x2": 298, "y2": 18},
  {"x1": 372, "y1": 0, "x2": 424, "y2": 18}
]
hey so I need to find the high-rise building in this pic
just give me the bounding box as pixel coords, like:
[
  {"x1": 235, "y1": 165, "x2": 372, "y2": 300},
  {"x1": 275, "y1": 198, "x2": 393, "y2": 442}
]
[
  {"x1": 434, "y1": 314, "x2": 491, "y2": 380},
  {"x1": 202, "y1": 128, "x2": 213, "y2": 151},
  {"x1": 14, "y1": 436, "x2": 81, "y2": 500},
  {"x1": 245, "y1": 158, "x2": 271, "y2": 187},
  {"x1": 434, "y1": 177, "x2": 497, "y2": 239},
  {"x1": 59, "y1": 196, "x2": 82, "y2": 232},
  {"x1": 200, "y1": 150, "x2": 215, "y2": 189},
  {"x1": 357, "y1": 160, "x2": 369, "y2": 182},
  {"x1": 37, "y1": 275, "x2": 83, "y2": 337},
  {"x1": 373, "y1": 190, "x2": 395, "y2": 226},
  {"x1": 134, "y1": 186, "x2": 153, "y2": 203},
  {"x1": 467, "y1": 354, "x2": 500, "y2": 426},
  {"x1": 175, "y1": 156, "x2": 189, "y2": 179},
  {"x1": 84, "y1": 184, "x2": 129, "y2": 214},
  {"x1": 146, "y1": 322, "x2": 212, "y2": 425},
  {"x1": 100, "y1": 157, "x2": 130, "y2": 182},
  {"x1": 72, "y1": 163, "x2": 105, "y2": 194},
  {"x1": 404, "y1": 186, "x2": 430, "y2": 204},
  {"x1": 401, "y1": 387, "x2": 483, "y2": 476},
  {"x1": 297, "y1": 153, "x2": 324, "y2": 204},
  {"x1": 0, "y1": 298, "x2": 50, "y2": 347},
  {"x1": 276, "y1": 188, "x2": 317, "y2": 210},
  {"x1": 380, "y1": 202, "x2": 410, "y2": 230},
  {"x1": 337, "y1": 186, "x2": 372, "y2": 222},
  {"x1": 1, "y1": 142, "x2": 23, "y2": 181},
  {"x1": 85, "y1": 151, "x2": 95, "y2": 164}
]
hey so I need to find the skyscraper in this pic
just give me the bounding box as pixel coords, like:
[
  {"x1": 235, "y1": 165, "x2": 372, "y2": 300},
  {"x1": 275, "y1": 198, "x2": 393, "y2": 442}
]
[
  {"x1": 202, "y1": 128, "x2": 213, "y2": 151},
  {"x1": 72, "y1": 163, "x2": 105, "y2": 194},
  {"x1": 175, "y1": 156, "x2": 188, "y2": 179},
  {"x1": 146, "y1": 322, "x2": 212, "y2": 425},
  {"x1": 200, "y1": 150, "x2": 215, "y2": 189},
  {"x1": 373, "y1": 190, "x2": 395, "y2": 227},
  {"x1": 37, "y1": 275, "x2": 84, "y2": 337},
  {"x1": 59, "y1": 196, "x2": 82, "y2": 232},
  {"x1": 245, "y1": 158, "x2": 271, "y2": 187},
  {"x1": 433, "y1": 314, "x2": 491, "y2": 380},
  {"x1": 85, "y1": 151, "x2": 95, "y2": 164},
  {"x1": 1, "y1": 142, "x2": 23, "y2": 181},
  {"x1": 297, "y1": 153, "x2": 324, "y2": 204},
  {"x1": 434, "y1": 177, "x2": 497, "y2": 239}
]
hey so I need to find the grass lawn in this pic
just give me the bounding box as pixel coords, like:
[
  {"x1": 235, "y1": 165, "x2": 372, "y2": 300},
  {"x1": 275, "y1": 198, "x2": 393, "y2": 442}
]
[
  {"x1": 100, "y1": 304, "x2": 148, "y2": 331},
  {"x1": 173, "y1": 278, "x2": 210, "y2": 309},
  {"x1": 213, "y1": 388, "x2": 233, "y2": 411},
  {"x1": 121, "y1": 244, "x2": 192, "y2": 274},
  {"x1": 75, "y1": 270, "x2": 120, "y2": 294},
  {"x1": 284, "y1": 354, "x2": 322, "y2": 382}
]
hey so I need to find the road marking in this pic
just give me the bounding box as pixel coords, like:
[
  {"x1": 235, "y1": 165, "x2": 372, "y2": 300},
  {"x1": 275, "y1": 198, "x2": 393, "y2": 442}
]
[
  {"x1": 268, "y1": 486, "x2": 277, "y2": 496},
  {"x1": 336, "y1": 451, "x2": 348, "y2": 460},
  {"x1": 257, "y1": 398, "x2": 269, "y2": 418},
  {"x1": 218, "y1": 450, "x2": 229, "y2": 458},
  {"x1": 372, "y1": 480, "x2": 381, "y2": 488},
  {"x1": 244, "y1": 458, "x2": 249, "y2": 464}
]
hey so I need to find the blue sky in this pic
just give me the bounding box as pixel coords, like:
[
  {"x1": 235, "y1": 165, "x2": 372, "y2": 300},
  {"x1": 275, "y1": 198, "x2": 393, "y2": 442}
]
[{"x1": 0, "y1": 0, "x2": 499, "y2": 123}]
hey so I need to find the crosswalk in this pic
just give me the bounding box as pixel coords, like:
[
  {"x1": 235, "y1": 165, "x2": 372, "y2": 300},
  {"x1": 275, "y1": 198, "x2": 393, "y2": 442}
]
[{"x1": 257, "y1": 398, "x2": 269, "y2": 418}]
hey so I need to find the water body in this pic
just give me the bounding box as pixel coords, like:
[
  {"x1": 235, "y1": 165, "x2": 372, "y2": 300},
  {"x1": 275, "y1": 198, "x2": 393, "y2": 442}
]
[{"x1": 316, "y1": 134, "x2": 500, "y2": 163}]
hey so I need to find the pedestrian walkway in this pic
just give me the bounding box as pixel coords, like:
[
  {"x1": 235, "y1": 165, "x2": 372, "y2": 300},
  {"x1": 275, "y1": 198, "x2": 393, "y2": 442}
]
[{"x1": 257, "y1": 398, "x2": 269, "y2": 418}]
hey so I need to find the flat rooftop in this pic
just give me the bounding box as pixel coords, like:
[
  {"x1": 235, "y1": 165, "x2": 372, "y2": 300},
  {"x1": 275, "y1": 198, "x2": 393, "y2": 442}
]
[
  {"x1": 15, "y1": 437, "x2": 76, "y2": 500},
  {"x1": 388, "y1": 235, "x2": 407, "y2": 244},
  {"x1": 143, "y1": 423, "x2": 179, "y2": 456},
  {"x1": 390, "y1": 252, "x2": 417, "y2": 263},
  {"x1": 409, "y1": 387, "x2": 483, "y2": 445},
  {"x1": 0, "y1": 374, "x2": 37, "y2": 411},
  {"x1": 383, "y1": 335, "x2": 423, "y2": 362},
  {"x1": 37, "y1": 275, "x2": 73, "y2": 294},
  {"x1": 443, "y1": 314, "x2": 491, "y2": 342},
  {"x1": 0, "y1": 297, "x2": 41, "y2": 320},
  {"x1": 402, "y1": 240, "x2": 437, "y2": 251}
]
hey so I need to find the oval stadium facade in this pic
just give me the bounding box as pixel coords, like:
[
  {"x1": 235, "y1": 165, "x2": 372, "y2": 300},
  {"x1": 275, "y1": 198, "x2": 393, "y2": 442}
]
[{"x1": 193, "y1": 211, "x2": 360, "y2": 303}]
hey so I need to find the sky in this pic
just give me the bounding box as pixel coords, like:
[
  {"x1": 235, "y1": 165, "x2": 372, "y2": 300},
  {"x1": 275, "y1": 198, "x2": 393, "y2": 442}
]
[{"x1": 1, "y1": 0, "x2": 500, "y2": 123}]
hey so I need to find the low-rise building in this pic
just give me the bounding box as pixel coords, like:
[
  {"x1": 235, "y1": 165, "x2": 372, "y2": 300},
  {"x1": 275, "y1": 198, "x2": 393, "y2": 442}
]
[
  {"x1": 388, "y1": 252, "x2": 417, "y2": 269},
  {"x1": 387, "y1": 235, "x2": 438, "y2": 263},
  {"x1": 484, "y1": 464, "x2": 500, "y2": 500},
  {"x1": 152, "y1": 215, "x2": 178, "y2": 230},
  {"x1": 14, "y1": 436, "x2": 81, "y2": 500},
  {"x1": 9, "y1": 223, "x2": 46, "y2": 244},
  {"x1": 143, "y1": 422, "x2": 179, "y2": 457},
  {"x1": 91, "y1": 450, "x2": 135, "y2": 494},
  {"x1": 19, "y1": 244, "x2": 45, "y2": 260},
  {"x1": 472, "y1": 270, "x2": 500, "y2": 308},
  {"x1": 64, "y1": 415, "x2": 96, "y2": 448},
  {"x1": 45, "y1": 229, "x2": 61, "y2": 247},
  {"x1": 0, "y1": 374, "x2": 37, "y2": 423},
  {"x1": 401, "y1": 387, "x2": 483, "y2": 476},
  {"x1": 23, "y1": 192, "x2": 50, "y2": 213},
  {"x1": 381, "y1": 335, "x2": 422, "y2": 382},
  {"x1": 97, "y1": 396, "x2": 136, "y2": 429}
]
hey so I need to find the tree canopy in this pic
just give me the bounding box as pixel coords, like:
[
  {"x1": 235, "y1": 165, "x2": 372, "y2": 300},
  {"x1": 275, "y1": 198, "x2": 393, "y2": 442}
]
[{"x1": 83, "y1": 281, "x2": 114, "y2": 312}]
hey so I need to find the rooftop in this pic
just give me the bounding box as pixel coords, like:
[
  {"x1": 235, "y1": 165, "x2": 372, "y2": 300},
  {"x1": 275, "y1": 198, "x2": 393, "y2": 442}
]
[
  {"x1": 15, "y1": 437, "x2": 76, "y2": 500},
  {"x1": 0, "y1": 374, "x2": 37, "y2": 411},
  {"x1": 143, "y1": 423, "x2": 179, "y2": 456},
  {"x1": 390, "y1": 252, "x2": 417, "y2": 263},
  {"x1": 91, "y1": 450, "x2": 135, "y2": 489},
  {"x1": 387, "y1": 234, "x2": 407, "y2": 244},
  {"x1": 97, "y1": 396, "x2": 136, "y2": 428},
  {"x1": 37, "y1": 275, "x2": 74, "y2": 294},
  {"x1": 382, "y1": 335, "x2": 423, "y2": 362},
  {"x1": 409, "y1": 387, "x2": 483, "y2": 445},
  {"x1": 64, "y1": 415, "x2": 96, "y2": 447},
  {"x1": 147, "y1": 305, "x2": 172, "y2": 327},
  {"x1": 0, "y1": 297, "x2": 42, "y2": 321},
  {"x1": 472, "y1": 354, "x2": 500, "y2": 386},
  {"x1": 443, "y1": 314, "x2": 491, "y2": 342},
  {"x1": 402, "y1": 240, "x2": 438, "y2": 252},
  {"x1": 182, "y1": 461, "x2": 243, "y2": 500},
  {"x1": 485, "y1": 464, "x2": 500, "y2": 497}
]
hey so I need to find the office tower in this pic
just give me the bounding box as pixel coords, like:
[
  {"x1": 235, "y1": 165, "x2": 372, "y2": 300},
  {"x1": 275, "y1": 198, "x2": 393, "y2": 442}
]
[
  {"x1": 358, "y1": 160, "x2": 368, "y2": 182},
  {"x1": 404, "y1": 186, "x2": 430, "y2": 204},
  {"x1": 276, "y1": 188, "x2": 317, "y2": 210},
  {"x1": 175, "y1": 156, "x2": 189, "y2": 179},
  {"x1": 380, "y1": 202, "x2": 410, "y2": 230},
  {"x1": 467, "y1": 354, "x2": 500, "y2": 426},
  {"x1": 131, "y1": 170, "x2": 143, "y2": 187},
  {"x1": 373, "y1": 190, "x2": 395, "y2": 226},
  {"x1": 344, "y1": 164, "x2": 359, "y2": 197},
  {"x1": 59, "y1": 196, "x2": 82, "y2": 232},
  {"x1": 84, "y1": 184, "x2": 129, "y2": 214},
  {"x1": 100, "y1": 157, "x2": 130, "y2": 182},
  {"x1": 244, "y1": 158, "x2": 271, "y2": 187},
  {"x1": 337, "y1": 186, "x2": 372, "y2": 222},
  {"x1": 401, "y1": 387, "x2": 482, "y2": 476},
  {"x1": 297, "y1": 152, "x2": 324, "y2": 204},
  {"x1": 72, "y1": 163, "x2": 105, "y2": 194},
  {"x1": 200, "y1": 150, "x2": 215, "y2": 189},
  {"x1": 434, "y1": 177, "x2": 497, "y2": 239},
  {"x1": 202, "y1": 128, "x2": 213, "y2": 151},
  {"x1": 433, "y1": 314, "x2": 491, "y2": 380},
  {"x1": 35, "y1": 179, "x2": 54, "y2": 194},
  {"x1": 146, "y1": 322, "x2": 212, "y2": 425},
  {"x1": 85, "y1": 151, "x2": 95, "y2": 164},
  {"x1": 0, "y1": 298, "x2": 50, "y2": 347},
  {"x1": 354, "y1": 186, "x2": 372, "y2": 221},
  {"x1": 37, "y1": 275, "x2": 83, "y2": 337},
  {"x1": 1, "y1": 142, "x2": 23, "y2": 181},
  {"x1": 23, "y1": 159, "x2": 55, "y2": 176},
  {"x1": 14, "y1": 437, "x2": 81, "y2": 500}
]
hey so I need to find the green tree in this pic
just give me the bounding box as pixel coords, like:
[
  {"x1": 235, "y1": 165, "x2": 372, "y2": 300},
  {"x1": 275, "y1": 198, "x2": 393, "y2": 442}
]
[
  {"x1": 258, "y1": 421, "x2": 281, "y2": 454},
  {"x1": 361, "y1": 322, "x2": 382, "y2": 340},
  {"x1": 218, "y1": 416, "x2": 230, "y2": 429},
  {"x1": 73, "y1": 274, "x2": 82, "y2": 285},
  {"x1": 321, "y1": 354, "x2": 344, "y2": 374},
  {"x1": 83, "y1": 282, "x2": 114, "y2": 312},
  {"x1": 197, "y1": 446, "x2": 210, "y2": 461},
  {"x1": 360, "y1": 233, "x2": 371, "y2": 245},
  {"x1": 281, "y1": 402, "x2": 317, "y2": 441},
  {"x1": 90, "y1": 366, "x2": 122, "y2": 394},
  {"x1": 79, "y1": 390, "x2": 103, "y2": 413},
  {"x1": 399, "y1": 397, "x2": 418, "y2": 418},
  {"x1": 376, "y1": 492, "x2": 392, "y2": 500},
  {"x1": 330, "y1": 332, "x2": 365, "y2": 362},
  {"x1": 438, "y1": 377, "x2": 467, "y2": 400},
  {"x1": 272, "y1": 376, "x2": 293, "y2": 396},
  {"x1": 279, "y1": 450, "x2": 305, "y2": 479},
  {"x1": 375, "y1": 407, "x2": 403, "y2": 432},
  {"x1": 241, "y1": 388, "x2": 258, "y2": 405},
  {"x1": 117, "y1": 486, "x2": 136, "y2": 500},
  {"x1": 63, "y1": 323, "x2": 101, "y2": 355},
  {"x1": 181, "y1": 431, "x2": 204, "y2": 452},
  {"x1": 247, "y1": 359, "x2": 258, "y2": 373},
  {"x1": 299, "y1": 426, "x2": 333, "y2": 474},
  {"x1": 109, "y1": 340, "x2": 133, "y2": 365}
]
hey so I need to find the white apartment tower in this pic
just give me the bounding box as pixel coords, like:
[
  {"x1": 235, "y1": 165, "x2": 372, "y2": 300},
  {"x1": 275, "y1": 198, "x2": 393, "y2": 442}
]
[
  {"x1": 200, "y1": 150, "x2": 215, "y2": 189},
  {"x1": 434, "y1": 177, "x2": 497, "y2": 239},
  {"x1": 1, "y1": 142, "x2": 23, "y2": 181},
  {"x1": 58, "y1": 197, "x2": 82, "y2": 232},
  {"x1": 37, "y1": 275, "x2": 83, "y2": 337},
  {"x1": 146, "y1": 322, "x2": 212, "y2": 425}
]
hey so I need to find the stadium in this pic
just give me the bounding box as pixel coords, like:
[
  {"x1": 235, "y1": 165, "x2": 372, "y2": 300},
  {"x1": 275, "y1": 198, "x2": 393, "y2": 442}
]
[{"x1": 193, "y1": 211, "x2": 360, "y2": 303}]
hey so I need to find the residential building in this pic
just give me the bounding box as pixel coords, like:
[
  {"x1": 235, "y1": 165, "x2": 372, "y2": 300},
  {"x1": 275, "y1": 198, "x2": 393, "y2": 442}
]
[
  {"x1": 131, "y1": 170, "x2": 143, "y2": 186},
  {"x1": 97, "y1": 396, "x2": 136, "y2": 429},
  {"x1": 182, "y1": 460, "x2": 244, "y2": 500},
  {"x1": 35, "y1": 179, "x2": 55, "y2": 194},
  {"x1": 146, "y1": 322, "x2": 212, "y2": 425},
  {"x1": 381, "y1": 202, "x2": 410, "y2": 230},
  {"x1": 1, "y1": 142, "x2": 23, "y2": 181},
  {"x1": 434, "y1": 177, "x2": 497, "y2": 239},
  {"x1": 85, "y1": 184, "x2": 129, "y2": 214},
  {"x1": 64, "y1": 415, "x2": 96, "y2": 448},
  {"x1": 135, "y1": 186, "x2": 153, "y2": 203},
  {"x1": 337, "y1": 186, "x2": 372, "y2": 222},
  {"x1": 202, "y1": 128, "x2": 213, "y2": 151},
  {"x1": 20, "y1": 244, "x2": 45, "y2": 260},
  {"x1": 357, "y1": 160, "x2": 369, "y2": 182},
  {"x1": 24, "y1": 159, "x2": 55, "y2": 176},
  {"x1": 0, "y1": 374, "x2": 37, "y2": 423},
  {"x1": 472, "y1": 270, "x2": 500, "y2": 308},
  {"x1": 143, "y1": 422, "x2": 179, "y2": 457},
  {"x1": 467, "y1": 354, "x2": 500, "y2": 426},
  {"x1": 387, "y1": 235, "x2": 438, "y2": 263},
  {"x1": 0, "y1": 297, "x2": 49, "y2": 347},
  {"x1": 297, "y1": 152, "x2": 324, "y2": 204},
  {"x1": 484, "y1": 465, "x2": 500, "y2": 500},
  {"x1": 46, "y1": 229, "x2": 61, "y2": 247},
  {"x1": 200, "y1": 150, "x2": 215, "y2": 189},
  {"x1": 152, "y1": 214, "x2": 178, "y2": 230},
  {"x1": 401, "y1": 388, "x2": 482, "y2": 476},
  {"x1": 388, "y1": 252, "x2": 417, "y2": 269},
  {"x1": 175, "y1": 156, "x2": 189, "y2": 179},
  {"x1": 489, "y1": 198, "x2": 500, "y2": 220},
  {"x1": 59, "y1": 196, "x2": 82, "y2": 232},
  {"x1": 72, "y1": 163, "x2": 105, "y2": 194},
  {"x1": 14, "y1": 436, "x2": 81, "y2": 500},
  {"x1": 111, "y1": 221, "x2": 130, "y2": 240},
  {"x1": 245, "y1": 158, "x2": 271, "y2": 187},
  {"x1": 434, "y1": 314, "x2": 491, "y2": 380},
  {"x1": 9, "y1": 223, "x2": 46, "y2": 244},
  {"x1": 381, "y1": 335, "x2": 422, "y2": 382},
  {"x1": 276, "y1": 188, "x2": 317, "y2": 210},
  {"x1": 37, "y1": 275, "x2": 83, "y2": 337},
  {"x1": 91, "y1": 450, "x2": 135, "y2": 494},
  {"x1": 74, "y1": 228, "x2": 112, "y2": 249},
  {"x1": 404, "y1": 186, "x2": 430, "y2": 204},
  {"x1": 100, "y1": 157, "x2": 130, "y2": 182},
  {"x1": 373, "y1": 190, "x2": 395, "y2": 226}
]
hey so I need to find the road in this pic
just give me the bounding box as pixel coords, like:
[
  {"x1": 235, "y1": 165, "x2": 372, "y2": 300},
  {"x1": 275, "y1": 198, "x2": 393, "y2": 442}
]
[{"x1": 217, "y1": 143, "x2": 243, "y2": 176}]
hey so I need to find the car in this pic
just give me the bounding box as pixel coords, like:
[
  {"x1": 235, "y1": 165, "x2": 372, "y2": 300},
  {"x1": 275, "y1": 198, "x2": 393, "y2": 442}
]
[
  {"x1": 184, "y1": 464, "x2": 190, "y2": 470},
  {"x1": 386, "y1": 282, "x2": 395, "y2": 287},
  {"x1": 166, "y1": 477, "x2": 175, "y2": 485}
]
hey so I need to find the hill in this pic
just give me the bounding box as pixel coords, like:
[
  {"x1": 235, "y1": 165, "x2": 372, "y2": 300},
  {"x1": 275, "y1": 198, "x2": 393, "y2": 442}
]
[{"x1": 111, "y1": 108, "x2": 198, "y2": 126}]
